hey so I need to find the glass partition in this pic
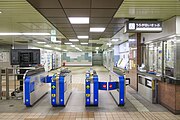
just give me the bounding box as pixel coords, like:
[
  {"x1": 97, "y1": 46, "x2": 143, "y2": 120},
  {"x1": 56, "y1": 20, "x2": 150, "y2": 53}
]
[{"x1": 164, "y1": 38, "x2": 175, "y2": 77}]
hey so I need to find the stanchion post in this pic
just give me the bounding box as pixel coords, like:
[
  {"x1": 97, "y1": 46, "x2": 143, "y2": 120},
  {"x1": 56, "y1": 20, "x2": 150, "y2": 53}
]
[{"x1": 6, "y1": 68, "x2": 10, "y2": 100}]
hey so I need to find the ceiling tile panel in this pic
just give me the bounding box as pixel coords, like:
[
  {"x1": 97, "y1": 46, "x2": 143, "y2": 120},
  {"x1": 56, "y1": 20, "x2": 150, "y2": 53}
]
[
  {"x1": 73, "y1": 28, "x2": 89, "y2": 32},
  {"x1": 38, "y1": 9, "x2": 66, "y2": 17},
  {"x1": 90, "y1": 24, "x2": 108, "y2": 27},
  {"x1": 64, "y1": 9, "x2": 90, "y2": 17},
  {"x1": 92, "y1": 0, "x2": 123, "y2": 8},
  {"x1": 27, "y1": 0, "x2": 62, "y2": 8},
  {"x1": 90, "y1": 18, "x2": 112, "y2": 24},
  {"x1": 58, "y1": 27, "x2": 74, "y2": 32},
  {"x1": 54, "y1": 23, "x2": 72, "y2": 28},
  {"x1": 91, "y1": 9, "x2": 117, "y2": 17},
  {"x1": 108, "y1": 23, "x2": 124, "y2": 28},
  {"x1": 76, "y1": 32, "x2": 89, "y2": 36},
  {"x1": 47, "y1": 18, "x2": 69, "y2": 24},
  {"x1": 60, "y1": 0, "x2": 91, "y2": 8}
]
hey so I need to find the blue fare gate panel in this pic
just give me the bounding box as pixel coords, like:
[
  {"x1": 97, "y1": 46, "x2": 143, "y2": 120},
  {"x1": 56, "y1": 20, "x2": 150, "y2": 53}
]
[
  {"x1": 24, "y1": 77, "x2": 31, "y2": 106},
  {"x1": 108, "y1": 82, "x2": 118, "y2": 90},
  {"x1": 98, "y1": 82, "x2": 107, "y2": 90},
  {"x1": 59, "y1": 76, "x2": 65, "y2": 106},
  {"x1": 119, "y1": 76, "x2": 125, "y2": 106},
  {"x1": 85, "y1": 81, "x2": 91, "y2": 106},
  {"x1": 93, "y1": 76, "x2": 99, "y2": 106},
  {"x1": 51, "y1": 81, "x2": 56, "y2": 106}
]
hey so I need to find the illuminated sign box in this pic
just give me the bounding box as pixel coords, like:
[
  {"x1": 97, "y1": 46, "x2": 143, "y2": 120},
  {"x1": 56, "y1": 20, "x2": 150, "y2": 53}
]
[{"x1": 125, "y1": 21, "x2": 162, "y2": 33}]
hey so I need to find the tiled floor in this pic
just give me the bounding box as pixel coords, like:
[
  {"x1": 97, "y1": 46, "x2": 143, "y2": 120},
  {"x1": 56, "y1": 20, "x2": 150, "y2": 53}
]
[{"x1": 0, "y1": 66, "x2": 180, "y2": 120}]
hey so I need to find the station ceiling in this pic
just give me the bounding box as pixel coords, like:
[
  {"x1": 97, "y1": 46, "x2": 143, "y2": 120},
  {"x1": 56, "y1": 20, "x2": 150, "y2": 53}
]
[{"x1": 0, "y1": 0, "x2": 180, "y2": 52}]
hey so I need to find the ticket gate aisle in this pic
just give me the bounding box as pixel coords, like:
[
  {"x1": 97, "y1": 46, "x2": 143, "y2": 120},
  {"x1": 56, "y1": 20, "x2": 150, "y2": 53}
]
[
  {"x1": 24, "y1": 68, "x2": 72, "y2": 107},
  {"x1": 85, "y1": 68, "x2": 128, "y2": 107}
]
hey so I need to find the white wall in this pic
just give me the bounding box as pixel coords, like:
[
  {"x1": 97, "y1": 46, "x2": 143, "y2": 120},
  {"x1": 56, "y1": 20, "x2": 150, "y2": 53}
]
[
  {"x1": 176, "y1": 16, "x2": 180, "y2": 34},
  {"x1": 141, "y1": 16, "x2": 177, "y2": 43}
]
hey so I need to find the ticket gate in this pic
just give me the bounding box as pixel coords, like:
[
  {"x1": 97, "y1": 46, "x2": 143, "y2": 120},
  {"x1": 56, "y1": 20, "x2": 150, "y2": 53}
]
[
  {"x1": 50, "y1": 71, "x2": 72, "y2": 107},
  {"x1": 24, "y1": 67, "x2": 49, "y2": 107},
  {"x1": 85, "y1": 69, "x2": 127, "y2": 107},
  {"x1": 24, "y1": 68, "x2": 72, "y2": 107}
]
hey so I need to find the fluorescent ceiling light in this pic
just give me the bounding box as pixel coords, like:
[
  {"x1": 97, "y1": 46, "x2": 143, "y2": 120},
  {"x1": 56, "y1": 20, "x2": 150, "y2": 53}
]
[
  {"x1": 37, "y1": 42, "x2": 46, "y2": 44},
  {"x1": 81, "y1": 43, "x2": 88, "y2": 45},
  {"x1": 129, "y1": 39, "x2": 136, "y2": 42},
  {"x1": 111, "y1": 39, "x2": 119, "y2": 42},
  {"x1": 44, "y1": 45, "x2": 51, "y2": 48},
  {"x1": 69, "y1": 39, "x2": 79, "y2": 42},
  {"x1": 77, "y1": 36, "x2": 89, "y2": 39},
  {"x1": 96, "y1": 47, "x2": 99, "y2": 49},
  {"x1": 53, "y1": 40, "x2": 61, "y2": 43},
  {"x1": 68, "y1": 17, "x2": 89, "y2": 24},
  {"x1": 64, "y1": 42, "x2": 72, "y2": 45},
  {"x1": 55, "y1": 47, "x2": 61, "y2": 50},
  {"x1": 22, "y1": 33, "x2": 50, "y2": 35},
  {"x1": 90, "y1": 28, "x2": 105, "y2": 32},
  {"x1": 0, "y1": 32, "x2": 50, "y2": 36},
  {"x1": 70, "y1": 45, "x2": 75, "y2": 47},
  {"x1": 62, "y1": 49, "x2": 67, "y2": 52}
]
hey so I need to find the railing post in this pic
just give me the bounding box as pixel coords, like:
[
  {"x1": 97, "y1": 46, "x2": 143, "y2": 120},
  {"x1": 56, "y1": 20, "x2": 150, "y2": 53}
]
[{"x1": 6, "y1": 68, "x2": 9, "y2": 100}]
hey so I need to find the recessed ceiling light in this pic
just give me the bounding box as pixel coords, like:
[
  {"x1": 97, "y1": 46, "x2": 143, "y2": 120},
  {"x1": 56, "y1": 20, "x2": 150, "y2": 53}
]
[
  {"x1": 37, "y1": 42, "x2": 46, "y2": 44},
  {"x1": 55, "y1": 47, "x2": 61, "y2": 50},
  {"x1": 70, "y1": 45, "x2": 75, "y2": 47},
  {"x1": 44, "y1": 45, "x2": 51, "y2": 48},
  {"x1": 69, "y1": 39, "x2": 79, "y2": 42},
  {"x1": 96, "y1": 47, "x2": 99, "y2": 49},
  {"x1": 77, "y1": 36, "x2": 89, "y2": 39},
  {"x1": 64, "y1": 42, "x2": 72, "y2": 45},
  {"x1": 81, "y1": 43, "x2": 88, "y2": 45},
  {"x1": 68, "y1": 17, "x2": 89, "y2": 24},
  {"x1": 90, "y1": 28, "x2": 105, "y2": 32},
  {"x1": 0, "y1": 11, "x2": 2, "y2": 14},
  {"x1": 129, "y1": 39, "x2": 136, "y2": 42},
  {"x1": 111, "y1": 39, "x2": 119, "y2": 42}
]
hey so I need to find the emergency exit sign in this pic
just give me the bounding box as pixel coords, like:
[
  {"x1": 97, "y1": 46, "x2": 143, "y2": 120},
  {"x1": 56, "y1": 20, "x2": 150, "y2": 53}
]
[{"x1": 125, "y1": 21, "x2": 162, "y2": 33}]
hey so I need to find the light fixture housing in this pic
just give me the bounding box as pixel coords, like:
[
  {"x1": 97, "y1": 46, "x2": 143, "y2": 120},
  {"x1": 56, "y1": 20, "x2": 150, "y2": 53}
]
[
  {"x1": 68, "y1": 17, "x2": 89, "y2": 24},
  {"x1": 55, "y1": 47, "x2": 61, "y2": 50},
  {"x1": 77, "y1": 36, "x2": 89, "y2": 39},
  {"x1": 37, "y1": 42, "x2": 46, "y2": 44},
  {"x1": 44, "y1": 45, "x2": 51, "y2": 48},
  {"x1": 64, "y1": 42, "x2": 72, "y2": 45},
  {"x1": 69, "y1": 39, "x2": 79, "y2": 42},
  {"x1": 90, "y1": 28, "x2": 105, "y2": 32},
  {"x1": 81, "y1": 43, "x2": 88, "y2": 45},
  {"x1": 70, "y1": 45, "x2": 75, "y2": 47},
  {"x1": 111, "y1": 39, "x2": 119, "y2": 42}
]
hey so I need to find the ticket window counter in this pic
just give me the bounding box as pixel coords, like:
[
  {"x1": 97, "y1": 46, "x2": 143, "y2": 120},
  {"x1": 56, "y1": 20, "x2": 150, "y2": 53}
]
[{"x1": 138, "y1": 74, "x2": 158, "y2": 104}]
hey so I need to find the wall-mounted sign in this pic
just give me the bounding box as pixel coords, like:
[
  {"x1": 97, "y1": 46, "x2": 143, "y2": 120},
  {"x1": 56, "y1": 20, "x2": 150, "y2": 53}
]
[{"x1": 125, "y1": 21, "x2": 162, "y2": 33}]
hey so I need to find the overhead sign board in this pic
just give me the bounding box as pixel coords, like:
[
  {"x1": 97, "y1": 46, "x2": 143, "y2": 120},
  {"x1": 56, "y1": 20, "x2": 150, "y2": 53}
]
[{"x1": 125, "y1": 21, "x2": 162, "y2": 33}]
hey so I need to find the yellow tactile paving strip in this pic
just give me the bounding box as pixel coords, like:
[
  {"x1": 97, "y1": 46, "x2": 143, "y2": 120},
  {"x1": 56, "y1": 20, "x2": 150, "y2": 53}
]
[{"x1": 0, "y1": 112, "x2": 179, "y2": 120}]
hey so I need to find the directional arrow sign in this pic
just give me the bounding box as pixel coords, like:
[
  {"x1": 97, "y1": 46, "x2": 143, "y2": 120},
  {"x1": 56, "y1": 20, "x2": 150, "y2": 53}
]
[{"x1": 52, "y1": 85, "x2": 56, "y2": 89}]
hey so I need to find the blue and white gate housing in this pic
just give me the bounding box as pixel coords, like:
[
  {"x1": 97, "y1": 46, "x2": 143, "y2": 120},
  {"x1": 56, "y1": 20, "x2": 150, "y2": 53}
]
[
  {"x1": 85, "y1": 69, "x2": 127, "y2": 106},
  {"x1": 50, "y1": 71, "x2": 72, "y2": 107}
]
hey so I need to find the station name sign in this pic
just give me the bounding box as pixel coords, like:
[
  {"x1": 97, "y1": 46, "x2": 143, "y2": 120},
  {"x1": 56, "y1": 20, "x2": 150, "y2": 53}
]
[{"x1": 125, "y1": 21, "x2": 162, "y2": 33}]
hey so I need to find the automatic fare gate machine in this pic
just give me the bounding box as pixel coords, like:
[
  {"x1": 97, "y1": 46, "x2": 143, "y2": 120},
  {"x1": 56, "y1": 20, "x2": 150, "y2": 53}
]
[
  {"x1": 24, "y1": 68, "x2": 72, "y2": 107},
  {"x1": 85, "y1": 68, "x2": 127, "y2": 106}
]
